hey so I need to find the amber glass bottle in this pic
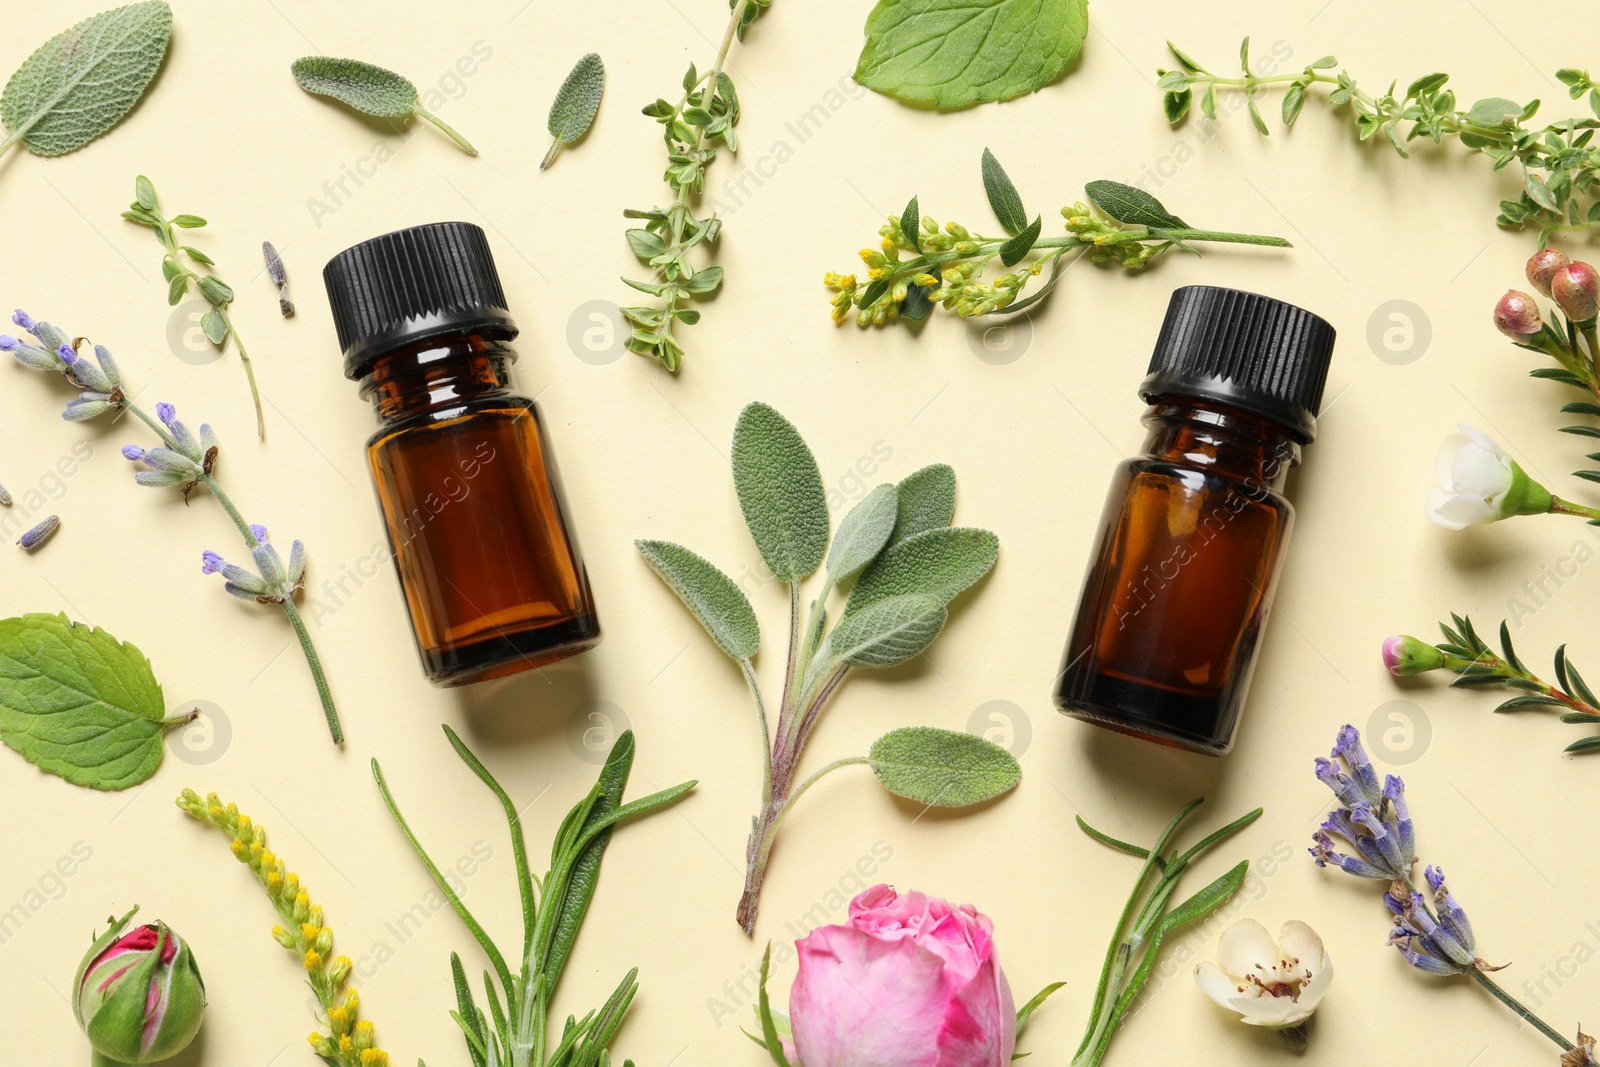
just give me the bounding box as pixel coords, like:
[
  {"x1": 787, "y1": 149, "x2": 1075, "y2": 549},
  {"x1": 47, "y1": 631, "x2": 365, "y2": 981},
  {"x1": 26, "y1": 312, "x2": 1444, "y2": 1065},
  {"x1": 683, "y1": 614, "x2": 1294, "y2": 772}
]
[
  {"x1": 1054, "y1": 286, "x2": 1335, "y2": 755},
  {"x1": 324, "y1": 222, "x2": 599, "y2": 686}
]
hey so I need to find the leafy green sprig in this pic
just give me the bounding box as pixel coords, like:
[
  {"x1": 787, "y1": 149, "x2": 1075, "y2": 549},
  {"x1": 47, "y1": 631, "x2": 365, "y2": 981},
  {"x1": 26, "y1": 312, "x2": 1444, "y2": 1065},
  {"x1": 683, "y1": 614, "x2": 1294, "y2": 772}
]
[
  {"x1": 621, "y1": 0, "x2": 773, "y2": 372},
  {"x1": 1387, "y1": 615, "x2": 1600, "y2": 755},
  {"x1": 1157, "y1": 39, "x2": 1600, "y2": 246},
  {"x1": 122, "y1": 175, "x2": 265, "y2": 440},
  {"x1": 827, "y1": 150, "x2": 1290, "y2": 328},
  {"x1": 637, "y1": 403, "x2": 1021, "y2": 935},
  {"x1": 374, "y1": 727, "x2": 694, "y2": 1067}
]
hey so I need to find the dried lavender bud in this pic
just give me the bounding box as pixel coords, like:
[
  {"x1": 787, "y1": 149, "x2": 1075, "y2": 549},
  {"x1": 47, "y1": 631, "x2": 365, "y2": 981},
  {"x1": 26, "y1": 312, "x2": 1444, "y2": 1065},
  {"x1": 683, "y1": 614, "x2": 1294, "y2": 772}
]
[
  {"x1": 262, "y1": 241, "x2": 294, "y2": 317},
  {"x1": 17, "y1": 514, "x2": 60, "y2": 550},
  {"x1": 0, "y1": 481, "x2": 11, "y2": 506}
]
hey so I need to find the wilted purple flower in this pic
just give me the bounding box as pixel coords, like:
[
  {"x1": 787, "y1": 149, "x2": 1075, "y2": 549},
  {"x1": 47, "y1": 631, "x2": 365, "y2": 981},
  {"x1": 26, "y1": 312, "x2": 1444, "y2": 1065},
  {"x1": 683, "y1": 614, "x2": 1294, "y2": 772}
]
[
  {"x1": 1383, "y1": 867, "x2": 1479, "y2": 975},
  {"x1": 17, "y1": 514, "x2": 60, "y2": 550},
  {"x1": 1309, "y1": 725, "x2": 1414, "y2": 880}
]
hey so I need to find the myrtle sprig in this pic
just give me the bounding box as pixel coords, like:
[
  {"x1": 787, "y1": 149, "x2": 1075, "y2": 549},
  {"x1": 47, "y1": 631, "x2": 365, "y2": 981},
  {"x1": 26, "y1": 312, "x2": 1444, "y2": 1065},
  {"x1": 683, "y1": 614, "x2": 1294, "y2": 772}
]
[
  {"x1": 827, "y1": 150, "x2": 1290, "y2": 328},
  {"x1": 1158, "y1": 39, "x2": 1600, "y2": 247},
  {"x1": 1, "y1": 311, "x2": 343, "y2": 744},
  {"x1": 621, "y1": 0, "x2": 772, "y2": 372},
  {"x1": 122, "y1": 175, "x2": 265, "y2": 439},
  {"x1": 1385, "y1": 615, "x2": 1600, "y2": 755}
]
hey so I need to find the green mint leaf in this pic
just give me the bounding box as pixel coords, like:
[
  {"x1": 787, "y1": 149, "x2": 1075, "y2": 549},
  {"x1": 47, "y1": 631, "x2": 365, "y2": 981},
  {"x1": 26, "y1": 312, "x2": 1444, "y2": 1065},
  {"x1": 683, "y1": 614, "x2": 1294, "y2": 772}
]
[
  {"x1": 543, "y1": 52, "x2": 604, "y2": 170},
  {"x1": 868, "y1": 726, "x2": 1021, "y2": 807},
  {"x1": 0, "y1": 1, "x2": 172, "y2": 158},
  {"x1": 291, "y1": 55, "x2": 418, "y2": 118},
  {"x1": 901, "y1": 195, "x2": 922, "y2": 253},
  {"x1": 826, "y1": 483, "x2": 898, "y2": 584},
  {"x1": 0, "y1": 613, "x2": 177, "y2": 790},
  {"x1": 731, "y1": 402, "x2": 829, "y2": 584},
  {"x1": 825, "y1": 593, "x2": 946, "y2": 669},
  {"x1": 845, "y1": 526, "x2": 998, "y2": 618},
  {"x1": 1084, "y1": 180, "x2": 1189, "y2": 229},
  {"x1": 635, "y1": 540, "x2": 760, "y2": 660},
  {"x1": 998, "y1": 214, "x2": 1042, "y2": 267},
  {"x1": 854, "y1": 0, "x2": 1088, "y2": 108},
  {"x1": 888, "y1": 464, "x2": 956, "y2": 546},
  {"x1": 980, "y1": 148, "x2": 1027, "y2": 234}
]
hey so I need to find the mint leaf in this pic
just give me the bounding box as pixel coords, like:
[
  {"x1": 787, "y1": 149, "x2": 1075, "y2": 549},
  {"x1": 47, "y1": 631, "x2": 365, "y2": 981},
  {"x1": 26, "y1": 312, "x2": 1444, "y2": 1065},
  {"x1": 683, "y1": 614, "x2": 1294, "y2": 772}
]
[
  {"x1": 636, "y1": 540, "x2": 760, "y2": 660},
  {"x1": 845, "y1": 526, "x2": 998, "y2": 618},
  {"x1": 544, "y1": 52, "x2": 605, "y2": 169},
  {"x1": 1084, "y1": 180, "x2": 1189, "y2": 229},
  {"x1": 826, "y1": 594, "x2": 946, "y2": 668},
  {"x1": 1, "y1": 1, "x2": 172, "y2": 158},
  {"x1": 869, "y1": 726, "x2": 1021, "y2": 806},
  {"x1": 0, "y1": 613, "x2": 179, "y2": 790},
  {"x1": 826, "y1": 483, "x2": 898, "y2": 584},
  {"x1": 731, "y1": 402, "x2": 829, "y2": 583},
  {"x1": 888, "y1": 464, "x2": 956, "y2": 546},
  {"x1": 855, "y1": 0, "x2": 1088, "y2": 108}
]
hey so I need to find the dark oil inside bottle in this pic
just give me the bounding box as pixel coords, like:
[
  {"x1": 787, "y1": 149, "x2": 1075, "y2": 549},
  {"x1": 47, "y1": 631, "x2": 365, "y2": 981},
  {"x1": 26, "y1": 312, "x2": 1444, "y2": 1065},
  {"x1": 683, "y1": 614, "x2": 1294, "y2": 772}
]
[
  {"x1": 1055, "y1": 400, "x2": 1297, "y2": 754},
  {"x1": 364, "y1": 335, "x2": 600, "y2": 685}
]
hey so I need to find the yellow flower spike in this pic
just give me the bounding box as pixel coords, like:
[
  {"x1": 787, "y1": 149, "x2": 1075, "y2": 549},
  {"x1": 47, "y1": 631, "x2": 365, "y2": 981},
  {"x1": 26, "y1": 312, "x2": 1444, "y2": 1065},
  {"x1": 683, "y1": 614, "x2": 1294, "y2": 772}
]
[
  {"x1": 353, "y1": 1020, "x2": 375, "y2": 1051},
  {"x1": 300, "y1": 922, "x2": 319, "y2": 941},
  {"x1": 303, "y1": 949, "x2": 323, "y2": 972}
]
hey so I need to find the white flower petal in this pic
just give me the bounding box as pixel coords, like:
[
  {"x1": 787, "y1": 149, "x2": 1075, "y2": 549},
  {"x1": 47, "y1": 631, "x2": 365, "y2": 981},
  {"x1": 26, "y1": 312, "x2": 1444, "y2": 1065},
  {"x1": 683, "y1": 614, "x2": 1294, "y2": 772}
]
[
  {"x1": 1215, "y1": 919, "x2": 1283, "y2": 984},
  {"x1": 1450, "y1": 443, "x2": 1512, "y2": 500},
  {"x1": 1436, "y1": 431, "x2": 1473, "y2": 487},
  {"x1": 1428, "y1": 488, "x2": 1496, "y2": 529},
  {"x1": 1230, "y1": 994, "x2": 1312, "y2": 1028},
  {"x1": 1277, "y1": 921, "x2": 1327, "y2": 986},
  {"x1": 1297, "y1": 950, "x2": 1334, "y2": 1013},
  {"x1": 1195, "y1": 961, "x2": 1248, "y2": 1011},
  {"x1": 1457, "y1": 424, "x2": 1501, "y2": 455}
]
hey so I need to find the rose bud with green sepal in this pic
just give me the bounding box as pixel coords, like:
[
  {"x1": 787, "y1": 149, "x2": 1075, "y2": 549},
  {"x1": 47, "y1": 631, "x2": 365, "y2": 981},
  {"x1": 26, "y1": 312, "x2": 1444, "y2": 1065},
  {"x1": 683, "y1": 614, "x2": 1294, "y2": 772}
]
[{"x1": 74, "y1": 907, "x2": 206, "y2": 1065}]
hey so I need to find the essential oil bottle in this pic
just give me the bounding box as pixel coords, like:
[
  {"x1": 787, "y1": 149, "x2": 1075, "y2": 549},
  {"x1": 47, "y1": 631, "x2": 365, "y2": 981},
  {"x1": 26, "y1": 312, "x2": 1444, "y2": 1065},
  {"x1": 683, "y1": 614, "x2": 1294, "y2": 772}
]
[
  {"x1": 324, "y1": 222, "x2": 600, "y2": 686},
  {"x1": 1054, "y1": 286, "x2": 1336, "y2": 755}
]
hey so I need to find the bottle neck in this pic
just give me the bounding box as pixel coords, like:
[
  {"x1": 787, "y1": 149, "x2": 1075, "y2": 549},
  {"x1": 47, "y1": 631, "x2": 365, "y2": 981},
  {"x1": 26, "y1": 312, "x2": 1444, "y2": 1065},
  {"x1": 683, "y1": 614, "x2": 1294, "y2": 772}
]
[
  {"x1": 359, "y1": 334, "x2": 517, "y2": 422},
  {"x1": 1139, "y1": 397, "x2": 1301, "y2": 491}
]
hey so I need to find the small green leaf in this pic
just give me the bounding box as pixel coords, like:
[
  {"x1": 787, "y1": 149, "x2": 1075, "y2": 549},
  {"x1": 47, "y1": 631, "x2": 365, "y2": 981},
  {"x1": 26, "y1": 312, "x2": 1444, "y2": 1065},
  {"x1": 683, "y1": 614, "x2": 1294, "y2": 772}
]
[
  {"x1": 1158, "y1": 859, "x2": 1249, "y2": 931},
  {"x1": 868, "y1": 726, "x2": 1020, "y2": 807},
  {"x1": 845, "y1": 526, "x2": 998, "y2": 618},
  {"x1": 181, "y1": 245, "x2": 213, "y2": 265},
  {"x1": 1565, "y1": 735, "x2": 1600, "y2": 753},
  {"x1": 134, "y1": 174, "x2": 156, "y2": 210},
  {"x1": 998, "y1": 214, "x2": 1041, "y2": 267},
  {"x1": 731, "y1": 402, "x2": 830, "y2": 584},
  {"x1": 889, "y1": 464, "x2": 956, "y2": 546},
  {"x1": 1162, "y1": 89, "x2": 1191, "y2": 123},
  {"x1": 1015, "y1": 981, "x2": 1065, "y2": 1039},
  {"x1": 635, "y1": 540, "x2": 760, "y2": 660},
  {"x1": 756, "y1": 945, "x2": 793, "y2": 1067},
  {"x1": 901, "y1": 195, "x2": 921, "y2": 253},
  {"x1": 0, "y1": 613, "x2": 179, "y2": 790},
  {"x1": 165, "y1": 274, "x2": 186, "y2": 305},
  {"x1": 682, "y1": 265, "x2": 724, "y2": 295},
  {"x1": 291, "y1": 55, "x2": 419, "y2": 118},
  {"x1": 980, "y1": 148, "x2": 1027, "y2": 234},
  {"x1": 625, "y1": 228, "x2": 666, "y2": 260},
  {"x1": 200, "y1": 309, "x2": 227, "y2": 345},
  {"x1": 826, "y1": 593, "x2": 946, "y2": 668},
  {"x1": 827, "y1": 483, "x2": 899, "y2": 584},
  {"x1": 1526, "y1": 173, "x2": 1559, "y2": 212},
  {"x1": 198, "y1": 275, "x2": 233, "y2": 306},
  {"x1": 171, "y1": 214, "x2": 206, "y2": 228},
  {"x1": 1465, "y1": 96, "x2": 1523, "y2": 128},
  {"x1": 1084, "y1": 180, "x2": 1188, "y2": 229},
  {"x1": 543, "y1": 52, "x2": 604, "y2": 169}
]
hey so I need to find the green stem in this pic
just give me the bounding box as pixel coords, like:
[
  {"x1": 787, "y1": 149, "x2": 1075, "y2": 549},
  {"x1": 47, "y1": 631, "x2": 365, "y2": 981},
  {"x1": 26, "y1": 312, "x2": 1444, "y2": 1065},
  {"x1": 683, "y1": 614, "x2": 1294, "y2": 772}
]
[
  {"x1": 1468, "y1": 967, "x2": 1574, "y2": 1050},
  {"x1": 771, "y1": 756, "x2": 868, "y2": 833},
  {"x1": 0, "y1": 127, "x2": 24, "y2": 156},
  {"x1": 217, "y1": 309, "x2": 265, "y2": 440},
  {"x1": 741, "y1": 657, "x2": 773, "y2": 808},
  {"x1": 282, "y1": 598, "x2": 343, "y2": 746},
  {"x1": 1550, "y1": 495, "x2": 1600, "y2": 521},
  {"x1": 413, "y1": 105, "x2": 478, "y2": 155}
]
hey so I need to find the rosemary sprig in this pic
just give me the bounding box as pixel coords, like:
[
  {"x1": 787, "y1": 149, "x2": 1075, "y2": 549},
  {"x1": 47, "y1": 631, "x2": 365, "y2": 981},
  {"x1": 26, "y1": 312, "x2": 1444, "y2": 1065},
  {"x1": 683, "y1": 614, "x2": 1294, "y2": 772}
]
[{"x1": 621, "y1": 0, "x2": 773, "y2": 372}]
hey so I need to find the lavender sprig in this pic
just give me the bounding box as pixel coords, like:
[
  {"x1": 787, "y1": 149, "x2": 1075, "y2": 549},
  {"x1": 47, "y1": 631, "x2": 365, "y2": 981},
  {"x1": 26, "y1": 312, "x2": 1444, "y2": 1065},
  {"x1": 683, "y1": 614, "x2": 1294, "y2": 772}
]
[
  {"x1": 4, "y1": 310, "x2": 342, "y2": 745},
  {"x1": 1312, "y1": 725, "x2": 1577, "y2": 1055}
]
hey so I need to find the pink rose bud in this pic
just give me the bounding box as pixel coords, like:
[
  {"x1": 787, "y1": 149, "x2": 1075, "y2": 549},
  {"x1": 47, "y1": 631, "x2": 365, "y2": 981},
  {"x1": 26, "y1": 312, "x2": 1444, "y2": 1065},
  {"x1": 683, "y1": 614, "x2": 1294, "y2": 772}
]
[
  {"x1": 1552, "y1": 262, "x2": 1600, "y2": 323},
  {"x1": 1382, "y1": 635, "x2": 1446, "y2": 676},
  {"x1": 1493, "y1": 289, "x2": 1543, "y2": 339},
  {"x1": 788, "y1": 885, "x2": 1016, "y2": 1067},
  {"x1": 1525, "y1": 247, "x2": 1571, "y2": 297},
  {"x1": 74, "y1": 910, "x2": 206, "y2": 1065}
]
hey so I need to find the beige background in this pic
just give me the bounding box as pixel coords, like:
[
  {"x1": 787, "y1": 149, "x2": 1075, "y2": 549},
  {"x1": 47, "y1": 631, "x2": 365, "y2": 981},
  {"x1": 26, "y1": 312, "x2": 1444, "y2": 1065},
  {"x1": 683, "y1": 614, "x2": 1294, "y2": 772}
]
[{"x1": 2, "y1": 1, "x2": 1596, "y2": 1064}]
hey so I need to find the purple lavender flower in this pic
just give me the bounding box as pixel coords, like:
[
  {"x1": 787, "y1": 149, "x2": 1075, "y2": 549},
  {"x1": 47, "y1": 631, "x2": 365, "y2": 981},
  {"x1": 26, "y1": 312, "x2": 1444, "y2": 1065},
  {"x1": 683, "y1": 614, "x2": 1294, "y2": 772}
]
[
  {"x1": 249, "y1": 523, "x2": 268, "y2": 543},
  {"x1": 201, "y1": 527, "x2": 305, "y2": 603},
  {"x1": 13, "y1": 309, "x2": 35, "y2": 330},
  {"x1": 122, "y1": 445, "x2": 146, "y2": 461},
  {"x1": 1309, "y1": 725, "x2": 1414, "y2": 880},
  {"x1": 16, "y1": 515, "x2": 60, "y2": 551},
  {"x1": 0, "y1": 335, "x2": 17, "y2": 351},
  {"x1": 1384, "y1": 867, "x2": 1479, "y2": 975},
  {"x1": 200, "y1": 548, "x2": 270, "y2": 600}
]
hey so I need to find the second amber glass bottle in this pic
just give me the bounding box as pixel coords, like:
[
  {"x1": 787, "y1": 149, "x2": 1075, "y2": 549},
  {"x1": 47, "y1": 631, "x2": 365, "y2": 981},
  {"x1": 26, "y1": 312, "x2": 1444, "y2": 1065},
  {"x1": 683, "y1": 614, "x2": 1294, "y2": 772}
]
[
  {"x1": 324, "y1": 222, "x2": 600, "y2": 686},
  {"x1": 1054, "y1": 286, "x2": 1336, "y2": 754}
]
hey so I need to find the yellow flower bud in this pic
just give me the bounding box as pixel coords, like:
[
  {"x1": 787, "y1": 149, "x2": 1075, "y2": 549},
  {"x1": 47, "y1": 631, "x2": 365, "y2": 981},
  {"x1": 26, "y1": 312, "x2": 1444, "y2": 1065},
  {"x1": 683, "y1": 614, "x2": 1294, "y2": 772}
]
[
  {"x1": 271, "y1": 925, "x2": 295, "y2": 949},
  {"x1": 353, "y1": 1020, "x2": 375, "y2": 1051},
  {"x1": 308, "y1": 1032, "x2": 336, "y2": 1056},
  {"x1": 328, "y1": 1007, "x2": 350, "y2": 1036},
  {"x1": 303, "y1": 949, "x2": 323, "y2": 972},
  {"x1": 913, "y1": 274, "x2": 938, "y2": 288},
  {"x1": 315, "y1": 927, "x2": 334, "y2": 955},
  {"x1": 339, "y1": 1035, "x2": 355, "y2": 1054},
  {"x1": 329, "y1": 955, "x2": 353, "y2": 985},
  {"x1": 360, "y1": 1050, "x2": 389, "y2": 1067}
]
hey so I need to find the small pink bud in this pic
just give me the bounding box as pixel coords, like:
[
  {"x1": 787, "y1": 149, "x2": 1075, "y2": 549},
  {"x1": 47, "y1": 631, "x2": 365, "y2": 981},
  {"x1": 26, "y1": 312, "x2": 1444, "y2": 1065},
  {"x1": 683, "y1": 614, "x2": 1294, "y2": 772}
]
[
  {"x1": 1525, "y1": 247, "x2": 1571, "y2": 297},
  {"x1": 1493, "y1": 289, "x2": 1542, "y2": 339},
  {"x1": 1552, "y1": 262, "x2": 1600, "y2": 323},
  {"x1": 1382, "y1": 635, "x2": 1446, "y2": 676}
]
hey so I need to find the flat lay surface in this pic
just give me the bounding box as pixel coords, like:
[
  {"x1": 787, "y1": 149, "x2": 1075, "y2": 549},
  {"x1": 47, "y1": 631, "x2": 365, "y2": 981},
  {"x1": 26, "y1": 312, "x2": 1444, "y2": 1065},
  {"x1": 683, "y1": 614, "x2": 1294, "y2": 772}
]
[{"x1": 2, "y1": 0, "x2": 1597, "y2": 1064}]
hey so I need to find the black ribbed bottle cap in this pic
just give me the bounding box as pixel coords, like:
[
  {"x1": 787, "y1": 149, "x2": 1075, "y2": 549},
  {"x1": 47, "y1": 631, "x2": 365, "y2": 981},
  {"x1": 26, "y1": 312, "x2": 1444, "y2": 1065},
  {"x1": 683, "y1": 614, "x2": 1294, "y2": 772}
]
[
  {"x1": 1140, "y1": 286, "x2": 1336, "y2": 443},
  {"x1": 323, "y1": 221, "x2": 519, "y2": 379}
]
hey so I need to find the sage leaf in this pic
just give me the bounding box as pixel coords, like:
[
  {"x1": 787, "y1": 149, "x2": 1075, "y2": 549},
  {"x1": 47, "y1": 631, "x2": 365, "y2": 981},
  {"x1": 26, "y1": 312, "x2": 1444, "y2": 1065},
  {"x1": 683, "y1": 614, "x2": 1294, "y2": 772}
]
[
  {"x1": 291, "y1": 55, "x2": 478, "y2": 155},
  {"x1": 855, "y1": 0, "x2": 1088, "y2": 108},
  {"x1": 0, "y1": 1, "x2": 172, "y2": 159},
  {"x1": 731, "y1": 402, "x2": 829, "y2": 584},
  {"x1": 1084, "y1": 180, "x2": 1189, "y2": 229},
  {"x1": 826, "y1": 593, "x2": 946, "y2": 668},
  {"x1": 826, "y1": 483, "x2": 898, "y2": 584},
  {"x1": 636, "y1": 540, "x2": 760, "y2": 660},
  {"x1": 543, "y1": 53, "x2": 604, "y2": 170},
  {"x1": 888, "y1": 464, "x2": 956, "y2": 546},
  {"x1": 845, "y1": 526, "x2": 998, "y2": 618},
  {"x1": 868, "y1": 726, "x2": 1020, "y2": 806},
  {"x1": 0, "y1": 613, "x2": 182, "y2": 790},
  {"x1": 981, "y1": 148, "x2": 1027, "y2": 234}
]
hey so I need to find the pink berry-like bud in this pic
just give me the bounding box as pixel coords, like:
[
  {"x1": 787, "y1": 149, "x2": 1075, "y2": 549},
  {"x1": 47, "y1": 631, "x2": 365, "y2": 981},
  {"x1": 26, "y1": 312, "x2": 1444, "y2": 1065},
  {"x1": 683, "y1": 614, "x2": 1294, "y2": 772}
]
[
  {"x1": 1525, "y1": 247, "x2": 1571, "y2": 296},
  {"x1": 1382, "y1": 635, "x2": 1446, "y2": 676},
  {"x1": 1493, "y1": 289, "x2": 1542, "y2": 339},
  {"x1": 1552, "y1": 262, "x2": 1600, "y2": 323}
]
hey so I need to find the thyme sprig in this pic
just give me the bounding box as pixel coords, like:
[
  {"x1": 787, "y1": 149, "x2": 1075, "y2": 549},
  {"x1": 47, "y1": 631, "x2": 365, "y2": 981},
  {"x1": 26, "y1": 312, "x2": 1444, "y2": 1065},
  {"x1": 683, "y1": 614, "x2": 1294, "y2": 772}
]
[
  {"x1": 1158, "y1": 39, "x2": 1600, "y2": 247},
  {"x1": 621, "y1": 0, "x2": 773, "y2": 372}
]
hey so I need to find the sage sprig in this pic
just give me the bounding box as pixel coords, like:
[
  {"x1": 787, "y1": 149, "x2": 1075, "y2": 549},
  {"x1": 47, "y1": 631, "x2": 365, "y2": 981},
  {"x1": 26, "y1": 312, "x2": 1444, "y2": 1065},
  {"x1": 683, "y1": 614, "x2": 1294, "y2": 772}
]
[
  {"x1": 621, "y1": 0, "x2": 774, "y2": 372},
  {"x1": 122, "y1": 175, "x2": 266, "y2": 440},
  {"x1": 1157, "y1": 39, "x2": 1600, "y2": 246},
  {"x1": 292, "y1": 56, "x2": 478, "y2": 155},
  {"x1": 543, "y1": 53, "x2": 604, "y2": 171},
  {"x1": 637, "y1": 402, "x2": 1020, "y2": 935},
  {"x1": 374, "y1": 727, "x2": 695, "y2": 1067},
  {"x1": 827, "y1": 150, "x2": 1290, "y2": 328},
  {"x1": 1072, "y1": 799, "x2": 1261, "y2": 1067},
  {"x1": 0, "y1": 1, "x2": 172, "y2": 162}
]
